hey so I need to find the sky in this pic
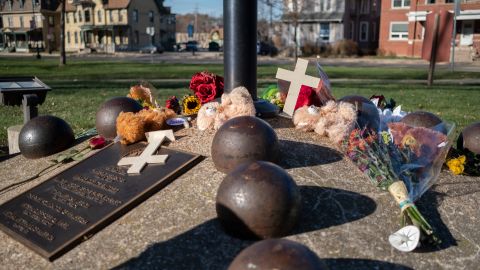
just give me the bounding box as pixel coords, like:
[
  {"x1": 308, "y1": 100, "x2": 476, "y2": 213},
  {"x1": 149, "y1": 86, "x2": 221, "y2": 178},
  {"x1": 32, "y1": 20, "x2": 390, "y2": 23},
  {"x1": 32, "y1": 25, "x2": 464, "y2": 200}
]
[{"x1": 164, "y1": 0, "x2": 223, "y2": 16}]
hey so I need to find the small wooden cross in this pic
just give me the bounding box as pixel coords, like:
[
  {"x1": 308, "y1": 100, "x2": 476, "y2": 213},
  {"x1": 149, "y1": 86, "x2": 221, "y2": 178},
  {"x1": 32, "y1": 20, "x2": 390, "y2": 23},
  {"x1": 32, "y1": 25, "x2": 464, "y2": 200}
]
[
  {"x1": 276, "y1": 58, "x2": 321, "y2": 116},
  {"x1": 117, "y1": 130, "x2": 176, "y2": 174}
]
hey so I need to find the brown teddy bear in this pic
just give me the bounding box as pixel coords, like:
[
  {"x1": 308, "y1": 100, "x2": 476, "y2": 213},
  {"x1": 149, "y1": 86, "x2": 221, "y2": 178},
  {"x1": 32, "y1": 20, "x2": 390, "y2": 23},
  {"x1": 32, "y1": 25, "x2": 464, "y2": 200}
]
[{"x1": 116, "y1": 108, "x2": 176, "y2": 145}]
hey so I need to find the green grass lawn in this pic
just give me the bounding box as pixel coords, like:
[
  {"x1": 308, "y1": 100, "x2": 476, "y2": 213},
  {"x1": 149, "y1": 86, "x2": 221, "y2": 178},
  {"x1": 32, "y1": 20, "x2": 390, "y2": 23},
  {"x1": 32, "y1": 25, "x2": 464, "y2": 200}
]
[{"x1": 0, "y1": 58, "x2": 479, "y2": 149}]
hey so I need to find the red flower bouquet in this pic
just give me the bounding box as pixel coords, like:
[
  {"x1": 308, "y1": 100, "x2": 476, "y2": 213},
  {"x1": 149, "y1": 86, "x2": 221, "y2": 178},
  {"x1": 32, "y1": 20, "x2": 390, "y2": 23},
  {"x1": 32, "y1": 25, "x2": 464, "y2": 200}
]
[
  {"x1": 189, "y1": 72, "x2": 224, "y2": 104},
  {"x1": 294, "y1": 85, "x2": 323, "y2": 111}
]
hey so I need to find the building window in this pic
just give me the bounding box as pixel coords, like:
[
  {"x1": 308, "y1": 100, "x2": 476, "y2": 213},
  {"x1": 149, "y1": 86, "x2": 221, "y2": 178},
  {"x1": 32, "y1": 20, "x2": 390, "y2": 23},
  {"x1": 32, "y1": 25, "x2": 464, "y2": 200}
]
[
  {"x1": 149, "y1": 11, "x2": 154, "y2": 23},
  {"x1": 8, "y1": 0, "x2": 12, "y2": 11},
  {"x1": 392, "y1": 0, "x2": 410, "y2": 8},
  {"x1": 48, "y1": 16, "x2": 54, "y2": 26},
  {"x1": 73, "y1": 12, "x2": 77, "y2": 23},
  {"x1": 372, "y1": 22, "x2": 377, "y2": 41},
  {"x1": 74, "y1": 32, "x2": 78, "y2": 44},
  {"x1": 390, "y1": 22, "x2": 408, "y2": 40},
  {"x1": 445, "y1": 0, "x2": 454, "y2": 3},
  {"x1": 67, "y1": 31, "x2": 71, "y2": 44},
  {"x1": 20, "y1": 0, "x2": 25, "y2": 9},
  {"x1": 134, "y1": 30, "x2": 139, "y2": 44},
  {"x1": 85, "y1": 10, "x2": 90, "y2": 22},
  {"x1": 360, "y1": 22, "x2": 368, "y2": 41},
  {"x1": 133, "y1": 9, "x2": 138, "y2": 23},
  {"x1": 34, "y1": 0, "x2": 39, "y2": 5},
  {"x1": 97, "y1": 10, "x2": 102, "y2": 23},
  {"x1": 119, "y1": 10, "x2": 124, "y2": 22},
  {"x1": 109, "y1": 10, "x2": 113, "y2": 22},
  {"x1": 350, "y1": 21, "x2": 355, "y2": 39},
  {"x1": 426, "y1": 0, "x2": 436, "y2": 3},
  {"x1": 66, "y1": 13, "x2": 70, "y2": 24},
  {"x1": 20, "y1": 17, "x2": 24, "y2": 28},
  {"x1": 350, "y1": 0, "x2": 356, "y2": 11},
  {"x1": 319, "y1": 23, "x2": 330, "y2": 42},
  {"x1": 360, "y1": 0, "x2": 369, "y2": 14}
]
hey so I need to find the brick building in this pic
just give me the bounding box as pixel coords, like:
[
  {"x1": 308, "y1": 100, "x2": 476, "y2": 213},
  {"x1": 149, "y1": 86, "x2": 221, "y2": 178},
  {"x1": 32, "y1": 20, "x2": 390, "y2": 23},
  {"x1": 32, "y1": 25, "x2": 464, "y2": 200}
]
[
  {"x1": 282, "y1": 0, "x2": 382, "y2": 54},
  {"x1": 379, "y1": 0, "x2": 480, "y2": 61}
]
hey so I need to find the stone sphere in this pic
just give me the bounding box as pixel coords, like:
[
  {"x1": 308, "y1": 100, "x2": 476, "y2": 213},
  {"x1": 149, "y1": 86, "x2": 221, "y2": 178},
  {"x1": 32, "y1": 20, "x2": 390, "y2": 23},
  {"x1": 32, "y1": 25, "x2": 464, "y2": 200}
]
[
  {"x1": 211, "y1": 116, "x2": 279, "y2": 173},
  {"x1": 401, "y1": 111, "x2": 447, "y2": 134},
  {"x1": 19, "y1": 115, "x2": 75, "y2": 159},
  {"x1": 229, "y1": 239, "x2": 323, "y2": 270},
  {"x1": 95, "y1": 97, "x2": 143, "y2": 139},
  {"x1": 339, "y1": 95, "x2": 380, "y2": 131},
  {"x1": 457, "y1": 122, "x2": 480, "y2": 155},
  {"x1": 216, "y1": 161, "x2": 300, "y2": 239}
]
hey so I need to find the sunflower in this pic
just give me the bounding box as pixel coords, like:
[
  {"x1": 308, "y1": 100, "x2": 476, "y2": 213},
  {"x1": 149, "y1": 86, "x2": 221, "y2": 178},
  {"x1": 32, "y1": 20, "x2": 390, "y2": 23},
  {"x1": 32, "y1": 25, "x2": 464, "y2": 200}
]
[{"x1": 182, "y1": 95, "x2": 201, "y2": 116}]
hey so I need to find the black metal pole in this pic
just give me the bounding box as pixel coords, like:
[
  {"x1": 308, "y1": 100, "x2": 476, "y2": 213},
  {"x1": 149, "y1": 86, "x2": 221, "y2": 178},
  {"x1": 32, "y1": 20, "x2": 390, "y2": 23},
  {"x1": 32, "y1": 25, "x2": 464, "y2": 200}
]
[
  {"x1": 224, "y1": 0, "x2": 257, "y2": 97},
  {"x1": 223, "y1": 0, "x2": 279, "y2": 117}
]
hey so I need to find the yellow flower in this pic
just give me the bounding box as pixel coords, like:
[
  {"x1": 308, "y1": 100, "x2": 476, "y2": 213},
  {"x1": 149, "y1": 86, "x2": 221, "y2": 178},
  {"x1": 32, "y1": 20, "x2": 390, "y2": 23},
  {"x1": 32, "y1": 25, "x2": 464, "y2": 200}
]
[
  {"x1": 446, "y1": 155, "x2": 466, "y2": 175},
  {"x1": 401, "y1": 134, "x2": 417, "y2": 148},
  {"x1": 182, "y1": 95, "x2": 201, "y2": 116}
]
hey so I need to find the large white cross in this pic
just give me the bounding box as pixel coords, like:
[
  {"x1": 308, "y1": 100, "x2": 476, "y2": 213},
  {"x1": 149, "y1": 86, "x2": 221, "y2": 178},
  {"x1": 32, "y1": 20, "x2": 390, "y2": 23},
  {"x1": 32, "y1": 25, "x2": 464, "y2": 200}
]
[
  {"x1": 117, "y1": 130, "x2": 176, "y2": 174},
  {"x1": 276, "y1": 58, "x2": 321, "y2": 116}
]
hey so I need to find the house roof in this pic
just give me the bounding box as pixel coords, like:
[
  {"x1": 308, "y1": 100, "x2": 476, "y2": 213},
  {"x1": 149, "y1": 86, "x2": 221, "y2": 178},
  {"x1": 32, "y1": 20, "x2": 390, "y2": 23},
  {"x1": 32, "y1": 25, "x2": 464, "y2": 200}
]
[
  {"x1": 104, "y1": 0, "x2": 131, "y2": 10},
  {"x1": 282, "y1": 11, "x2": 344, "y2": 23}
]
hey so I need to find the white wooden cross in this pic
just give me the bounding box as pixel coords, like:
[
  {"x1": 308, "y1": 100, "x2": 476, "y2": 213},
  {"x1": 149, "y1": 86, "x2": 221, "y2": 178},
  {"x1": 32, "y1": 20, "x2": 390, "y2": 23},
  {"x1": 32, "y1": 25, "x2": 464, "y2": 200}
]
[
  {"x1": 117, "y1": 130, "x2": 175, "y2": 174},
  {"x1": 276, "y1": 58, "x2": 321, "y2": 117}
]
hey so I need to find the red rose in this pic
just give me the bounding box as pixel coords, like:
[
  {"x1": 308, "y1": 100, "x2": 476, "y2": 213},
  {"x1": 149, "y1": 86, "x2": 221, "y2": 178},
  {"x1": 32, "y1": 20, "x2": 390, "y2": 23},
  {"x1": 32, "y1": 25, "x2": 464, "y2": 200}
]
[
  {"x1": 89, "y1": 136, "x2": 106, "y2": 150},
  {"x1": 295, "y1": 85, "x2": 322, "y2": 111},
  {"x1": 189, "y1": 72, "x2": 224, "y2": 104},
  {"x1": 195, "y1": 83, "x2": 218, "y2": 104}
]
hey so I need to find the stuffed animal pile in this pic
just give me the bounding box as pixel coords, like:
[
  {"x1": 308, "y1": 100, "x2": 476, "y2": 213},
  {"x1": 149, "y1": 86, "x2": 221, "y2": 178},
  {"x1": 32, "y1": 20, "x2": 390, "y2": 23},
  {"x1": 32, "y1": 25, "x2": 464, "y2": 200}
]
[
  {"x1": 293, "y1": 101, "x2": 357, "y2": 144},
  {"x1": 197, "y1": 86, "x2": 256, "y2": 131}
]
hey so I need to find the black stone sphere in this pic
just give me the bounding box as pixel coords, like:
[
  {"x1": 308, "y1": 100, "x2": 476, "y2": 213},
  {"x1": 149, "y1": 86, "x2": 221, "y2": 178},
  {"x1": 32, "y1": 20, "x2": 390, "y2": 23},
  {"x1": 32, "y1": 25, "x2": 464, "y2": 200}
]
[
  {"x1": 339, "y1": 95, "x2": 380, "y2": 131},
  {"x1": 19, "y1": 115, "x2": 75, "y2": 159},
  {"x1": 216, "y1": 161, "x2": 301, "y2": 239},
  {"x1": 211, "y1": 116, "x2": 279, "y2": 173},
  {"x1": 95, "y1": 97, "x2": 143, "y2": 139},
  {"x1": 401, "y1": 111, "x2": 447, "y2": 134},
  {"x1": 457, "y1": 122, "x2": 480, "y2": 155},
  {"x1": 228, "y1": 239, "x2": 323, "y2": 270}
]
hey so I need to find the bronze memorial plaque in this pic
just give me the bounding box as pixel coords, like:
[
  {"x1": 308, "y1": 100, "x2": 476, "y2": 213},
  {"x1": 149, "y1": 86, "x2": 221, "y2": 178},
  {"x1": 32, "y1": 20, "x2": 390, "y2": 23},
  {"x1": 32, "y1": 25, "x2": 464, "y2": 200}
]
[{"x1": 0, "y1": 142, "x2": 202, "y2": 261}]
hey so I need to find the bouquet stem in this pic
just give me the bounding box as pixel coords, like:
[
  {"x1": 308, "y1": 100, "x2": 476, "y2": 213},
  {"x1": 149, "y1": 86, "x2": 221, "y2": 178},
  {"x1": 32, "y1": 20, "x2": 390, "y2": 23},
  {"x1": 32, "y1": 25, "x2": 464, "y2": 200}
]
[{"x1": 388, "y1": 181, "x2": 441, "y2": 246}]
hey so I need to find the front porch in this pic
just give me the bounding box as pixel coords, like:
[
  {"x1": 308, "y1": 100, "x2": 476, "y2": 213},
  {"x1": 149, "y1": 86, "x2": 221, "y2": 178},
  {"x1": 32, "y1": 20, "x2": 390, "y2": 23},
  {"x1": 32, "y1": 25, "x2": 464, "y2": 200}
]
[
  {"x1": 80, "y1": 25, "x2": 130, "y2": 53},
  {"x1": 1, "y1": 28, "x2": 44, "y2": 53}
]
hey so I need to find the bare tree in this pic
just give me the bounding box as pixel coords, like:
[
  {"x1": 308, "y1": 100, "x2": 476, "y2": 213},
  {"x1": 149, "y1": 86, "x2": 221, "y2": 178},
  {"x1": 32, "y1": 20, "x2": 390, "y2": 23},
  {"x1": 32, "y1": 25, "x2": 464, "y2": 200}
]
[
  {"x1": 59, "y1": 0, "x2": 66, "y2": 66},
  {"x1": 282, "y1": 0, "x2": 301, "y2": 59}
]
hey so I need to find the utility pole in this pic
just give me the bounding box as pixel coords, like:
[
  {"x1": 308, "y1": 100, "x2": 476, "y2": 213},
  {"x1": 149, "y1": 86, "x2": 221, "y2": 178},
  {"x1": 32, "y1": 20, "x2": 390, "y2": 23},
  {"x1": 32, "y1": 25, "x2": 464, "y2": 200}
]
[
  {"x1": 59, "y1": 0, "x2": 66, "y2": 66},
  {"x1": 450, "y1": 0, "x2": 460, "y2": 72},
  {"x1": 428, "y1": 13, "x2": 440, "y2": 87}
]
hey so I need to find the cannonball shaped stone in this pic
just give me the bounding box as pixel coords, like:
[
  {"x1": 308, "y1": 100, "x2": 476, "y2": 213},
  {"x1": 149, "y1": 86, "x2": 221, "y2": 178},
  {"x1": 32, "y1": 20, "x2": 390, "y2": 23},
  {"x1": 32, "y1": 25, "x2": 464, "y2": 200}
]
[
  {"x1": 401, "y1": 111, "x2": 447, "y2": 134},
  {"x1": 211, "y1": 116, "x2": 279, "y2": 173},
  {"x1": 457, "y1": 122, "x2": 480, "y2": 155},
  {"x1": 339, "y1": 95, "x2": 380, "y2": 131},
  {"x1": 19, "y1": 115, "x2": 75, "y2": 159},
  {"x1": 216, "y1": 161, "x2": 300, "y2": 239},
  {"x1": 95, "y1": 97, "x2": 143, "y2": 139},
  {"x1": 229, "y1": 239, "x2": 323, "y2": 270}
]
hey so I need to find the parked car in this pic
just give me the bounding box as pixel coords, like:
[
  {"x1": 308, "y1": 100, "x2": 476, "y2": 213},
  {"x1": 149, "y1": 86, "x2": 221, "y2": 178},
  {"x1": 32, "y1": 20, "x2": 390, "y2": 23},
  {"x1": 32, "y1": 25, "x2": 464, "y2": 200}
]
[
  {"x1": 186, "y1": 41, "x2": 198, "y2": 52},
  {"x1": 139, "y1": 44, "x2": 164, "y2": 54},
  {"x1": 257, "y1": 41, "x2": 277, "y2": 56},
  {"x1": 208, "y1": 41, "x2": 220, "y2": 52}
]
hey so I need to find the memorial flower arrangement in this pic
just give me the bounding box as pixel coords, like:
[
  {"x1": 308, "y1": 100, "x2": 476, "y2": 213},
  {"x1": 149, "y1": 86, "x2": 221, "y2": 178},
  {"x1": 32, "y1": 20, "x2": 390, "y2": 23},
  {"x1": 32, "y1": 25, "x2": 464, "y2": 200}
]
[
  {"x1": 343, "y1": 121, "x2": 455, "y2": 250},
  {"x1": 189, "y1": 71, "x2": 224, "y2": 104},
  {"x1": 260, "y1": 85, "x2": 285, "y2": 109},
  {"x1": 128, "y1": 83, "x2": 158, "y2": 109},
  {"x1": 370, "y1": 95, "x2": 407, "y2": 131}
]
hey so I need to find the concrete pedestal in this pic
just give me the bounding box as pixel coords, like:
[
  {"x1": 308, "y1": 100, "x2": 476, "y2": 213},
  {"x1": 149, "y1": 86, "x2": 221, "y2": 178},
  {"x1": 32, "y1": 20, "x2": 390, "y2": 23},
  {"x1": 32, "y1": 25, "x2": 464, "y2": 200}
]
[{"x1": 7, "y1": 125, "x2": 22, "y2": 155}]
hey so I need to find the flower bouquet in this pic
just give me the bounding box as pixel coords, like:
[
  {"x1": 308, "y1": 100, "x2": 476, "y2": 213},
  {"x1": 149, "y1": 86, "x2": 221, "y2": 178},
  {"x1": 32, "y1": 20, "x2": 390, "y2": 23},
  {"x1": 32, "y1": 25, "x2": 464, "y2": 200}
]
[{"x1": 344, "y1": 120, "x2": 455, "y2": 249}]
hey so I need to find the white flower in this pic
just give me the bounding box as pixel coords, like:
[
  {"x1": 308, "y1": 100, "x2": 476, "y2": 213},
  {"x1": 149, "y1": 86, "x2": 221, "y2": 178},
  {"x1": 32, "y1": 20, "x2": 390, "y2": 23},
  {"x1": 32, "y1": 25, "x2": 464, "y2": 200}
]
[{"x1": 389, "y1": 225, "x2": 420, "y2": 252}]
